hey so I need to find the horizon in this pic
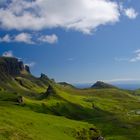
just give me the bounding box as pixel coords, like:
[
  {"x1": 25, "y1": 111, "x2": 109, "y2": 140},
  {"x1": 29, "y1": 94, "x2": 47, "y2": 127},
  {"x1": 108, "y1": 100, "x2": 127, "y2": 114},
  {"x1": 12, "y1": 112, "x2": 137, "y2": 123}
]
[{"x1": 0, "y1": 0, "x2": 140, "y2": 83}]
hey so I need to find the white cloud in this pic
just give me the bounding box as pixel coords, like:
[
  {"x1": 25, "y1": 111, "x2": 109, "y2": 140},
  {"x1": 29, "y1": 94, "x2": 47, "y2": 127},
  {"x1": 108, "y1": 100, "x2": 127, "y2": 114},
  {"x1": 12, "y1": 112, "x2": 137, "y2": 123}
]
[
  {"x1": 2, "y1": 50, "x2": 14, "y2": 57},
  {"x1": 0, "y1": 33, "x2": 58, "y2": 44},
  {"x1": 0, "y1": 0, "x2": 120, "y2": 34},
  {"x1": 128, "y1": 49, "x2": 140, "y2": 62},
  {"x1": 14, "y1": 33, "x2": 34, "y2": 44},
  {"x1": 38, "y1": 34, "x2": 58, "y2": 44},
  {"x1": 108, "y1": 78, "x2": 140, "y2": 83},
  {"x1": 130, "y1": 51, "x2": 140, "y2": 62},
  {"x1": 0, "y1": 34, "x2": 11, "y2": 42},
  {"x1": 0, "y1": 33, "x2": 34, "y2": 44},
  {"x1": 124, "y1": 8, "x2": 138, "y2": 19}
]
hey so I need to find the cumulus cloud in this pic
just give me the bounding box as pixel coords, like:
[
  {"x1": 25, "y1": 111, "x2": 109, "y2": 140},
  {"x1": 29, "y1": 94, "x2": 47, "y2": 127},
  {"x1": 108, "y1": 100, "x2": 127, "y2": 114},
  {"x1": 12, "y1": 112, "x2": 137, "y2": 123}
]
[
  {"x1": 2, "y1": 50, "x2": 14, "y2": 57},
  {"x1": 0, "y1": 0, "x2": 121, "y2": 34},
  {"x1": 0, "y1": 33, "x2": 34, "y2": 44},
  {"x1": 124, "y1": 8, "x2": 138, "y2": 19},
  {"x1": 14, "y1": 33, "x2": 34, "y2": 44},
  {"x1": 0, "y1": 33, "x2": 58, "y2": 44},
  {"x1": 38, "y1": 34, "x2": 58, "y2": 44},
  {"x1": 130, "y1": 49, "x2": 140, "y2": 62},
  {"x1": 0, "y1": 34, "x2": 11, "y2": 42}
]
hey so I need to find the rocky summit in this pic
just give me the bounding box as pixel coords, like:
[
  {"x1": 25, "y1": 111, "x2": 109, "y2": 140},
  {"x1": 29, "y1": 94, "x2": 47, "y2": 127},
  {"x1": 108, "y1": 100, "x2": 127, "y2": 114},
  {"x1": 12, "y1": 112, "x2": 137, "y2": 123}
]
[{"x1": 0, "y1": 57, "x2": 30, "y2": 76}]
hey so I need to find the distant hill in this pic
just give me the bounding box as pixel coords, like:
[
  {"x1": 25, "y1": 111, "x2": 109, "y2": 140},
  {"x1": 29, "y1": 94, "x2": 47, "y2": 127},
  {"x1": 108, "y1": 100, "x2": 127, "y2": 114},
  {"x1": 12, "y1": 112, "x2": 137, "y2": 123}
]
[
  {"x1": 58, "y1": 82, "x2": 75, "y2": 88},
  {"x1": 91, "y1": 81, "x2": 117, "y2": 89}
]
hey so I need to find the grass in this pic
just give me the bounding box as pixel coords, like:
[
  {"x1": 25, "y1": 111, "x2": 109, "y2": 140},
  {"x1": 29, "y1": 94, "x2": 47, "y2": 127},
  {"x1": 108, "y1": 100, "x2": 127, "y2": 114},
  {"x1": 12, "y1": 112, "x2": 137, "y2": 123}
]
[
  {"x1": 0, "y1": 77, "x2": 140, "y2": 140},
  {"x1": 0, "y1": 101, "x2": 100, "y2": 140}
]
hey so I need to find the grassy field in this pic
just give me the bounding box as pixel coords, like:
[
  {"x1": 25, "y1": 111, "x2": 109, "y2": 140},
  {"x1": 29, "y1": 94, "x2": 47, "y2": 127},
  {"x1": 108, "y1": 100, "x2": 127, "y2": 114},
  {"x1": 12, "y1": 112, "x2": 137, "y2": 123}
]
[
  {"x1": 0, "y1": 80, "x2": 140, "y2": 140},
  {"x1": 0, "y1": 101, "x2": 101, "y2": 140}
]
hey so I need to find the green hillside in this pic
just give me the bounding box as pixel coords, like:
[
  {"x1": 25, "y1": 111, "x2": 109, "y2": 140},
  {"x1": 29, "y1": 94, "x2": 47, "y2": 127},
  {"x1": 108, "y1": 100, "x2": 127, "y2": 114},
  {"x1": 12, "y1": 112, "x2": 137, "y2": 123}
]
[{"x1": 0, "y1": 57, "x2": 140, "y2": 140}]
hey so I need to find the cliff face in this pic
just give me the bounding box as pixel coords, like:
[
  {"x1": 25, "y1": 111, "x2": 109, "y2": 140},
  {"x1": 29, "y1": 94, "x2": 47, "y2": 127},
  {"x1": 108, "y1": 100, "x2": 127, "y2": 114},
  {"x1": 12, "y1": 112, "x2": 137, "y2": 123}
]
[{"x1": 0, "y1": 57, "x2": 30, "y2": 76}]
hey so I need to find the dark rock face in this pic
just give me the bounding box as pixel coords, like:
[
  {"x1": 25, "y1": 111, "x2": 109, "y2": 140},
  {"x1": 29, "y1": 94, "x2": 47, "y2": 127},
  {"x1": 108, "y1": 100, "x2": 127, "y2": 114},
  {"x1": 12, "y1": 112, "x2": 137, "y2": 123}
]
[
  {"x1": 25, "y1": 65, "x2": 30, "y2": 73},
  {"x1": 40, "y1": 73, "x2": 50, "y2": 84},
  {"x1": 91, "y1": 81, "x2": 116, "y2": 89},
  {"x1": 18, "y1": 61, "x2": 25, "y2": 71},
  {"x1": 0, "y1": 57, "x2": 30, "y2": 76},
  {"x1": 0, "y1": 57, "x2": 21, "y2": 75},
  {"x1": 45, "y1": 85, "x2": 55, "y2": 96},
  {"x1": 40, "y1": 73, "x2": 49, "y2": 79},
  {"x1": 39, "y1": 85, "x2": 56, "y2": 99}
]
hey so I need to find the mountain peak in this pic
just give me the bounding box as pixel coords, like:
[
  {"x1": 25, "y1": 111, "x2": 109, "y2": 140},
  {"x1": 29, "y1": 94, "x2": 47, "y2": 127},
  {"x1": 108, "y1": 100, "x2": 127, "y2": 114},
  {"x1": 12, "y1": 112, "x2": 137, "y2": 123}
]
[
  {"x1": 91, "y1": 81, "x2": 117, "y2": 89},
  {"x1": 0, "y1": 56, "x2": 30, "y2": 76}
]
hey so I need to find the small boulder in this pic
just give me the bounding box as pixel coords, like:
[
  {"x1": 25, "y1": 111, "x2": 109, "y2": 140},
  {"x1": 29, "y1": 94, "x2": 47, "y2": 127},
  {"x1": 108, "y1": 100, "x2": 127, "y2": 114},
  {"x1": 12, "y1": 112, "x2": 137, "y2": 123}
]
[{"x1": 17, "y1": 96, "x2": 24, "y2": 104}]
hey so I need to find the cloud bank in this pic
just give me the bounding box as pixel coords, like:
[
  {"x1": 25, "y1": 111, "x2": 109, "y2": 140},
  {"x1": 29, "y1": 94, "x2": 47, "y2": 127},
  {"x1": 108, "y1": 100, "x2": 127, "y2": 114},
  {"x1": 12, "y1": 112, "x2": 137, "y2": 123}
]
[{"x1": 0, "y1": 0, "x2": 122, "y2": 34}]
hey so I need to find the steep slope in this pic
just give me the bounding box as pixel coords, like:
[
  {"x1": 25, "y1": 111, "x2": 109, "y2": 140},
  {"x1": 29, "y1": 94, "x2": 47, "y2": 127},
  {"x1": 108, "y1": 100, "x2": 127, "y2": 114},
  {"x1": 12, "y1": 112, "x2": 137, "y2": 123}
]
[
  {"x1": 0, "y1": 57, "x2": 50, "y2": 94},
  {"x1": 0, "y1": 102, "x2": 101, "y2": 140}
]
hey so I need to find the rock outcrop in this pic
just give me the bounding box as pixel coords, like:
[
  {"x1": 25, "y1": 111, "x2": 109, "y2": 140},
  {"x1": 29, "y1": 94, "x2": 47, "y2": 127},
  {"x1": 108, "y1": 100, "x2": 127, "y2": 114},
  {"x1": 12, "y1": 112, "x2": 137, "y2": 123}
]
[{"x1": 0, "y1": 57, "x2": 30, "y2": 76}]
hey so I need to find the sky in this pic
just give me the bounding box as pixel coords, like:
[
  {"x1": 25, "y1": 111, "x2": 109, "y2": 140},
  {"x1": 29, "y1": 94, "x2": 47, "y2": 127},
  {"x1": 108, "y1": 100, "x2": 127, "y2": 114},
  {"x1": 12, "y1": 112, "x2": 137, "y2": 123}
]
[{"x1": 0, "y1": 0, "x2": 140, "y2": 84}]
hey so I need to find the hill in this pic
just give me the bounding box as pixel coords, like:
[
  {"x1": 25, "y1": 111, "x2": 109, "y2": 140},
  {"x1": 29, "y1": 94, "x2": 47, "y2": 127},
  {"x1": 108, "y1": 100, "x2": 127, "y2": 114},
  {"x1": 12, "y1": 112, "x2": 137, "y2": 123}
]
[
  {"x1": 0, "y1": 57, "x2": 140, "y2": 140},
  {"x1": 58, "y1": 82, "x2": 76, "y2": 88},
  {"x1": 91, "y1": 81, "x2": 117, "y2": 89}
]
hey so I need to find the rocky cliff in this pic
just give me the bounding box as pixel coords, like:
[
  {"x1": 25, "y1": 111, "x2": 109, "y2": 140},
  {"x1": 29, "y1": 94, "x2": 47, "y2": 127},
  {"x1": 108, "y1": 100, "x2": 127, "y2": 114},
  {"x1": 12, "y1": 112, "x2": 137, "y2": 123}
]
[{"x1": 0, "y1": 57, "x2": 30, "y2": 76}]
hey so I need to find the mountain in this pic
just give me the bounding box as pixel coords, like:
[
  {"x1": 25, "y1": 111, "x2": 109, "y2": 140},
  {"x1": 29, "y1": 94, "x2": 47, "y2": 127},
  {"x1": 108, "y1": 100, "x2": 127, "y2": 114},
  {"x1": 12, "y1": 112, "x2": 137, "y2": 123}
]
[
  {"x1": 58, "y1": 82, "x2": 76, "y2": 88},
  {"x1": 91, "y1": 81, "x2": 117, "y2": 89},
  {"x1": 0, "y1": 56, "x2": 50, "y2": 94},
  {"x1": 0, "y1": 56, "x2": 30, "y2": 76},
  {"x1": 0, "y1": 56, "x2": 140, "y2": 140}
]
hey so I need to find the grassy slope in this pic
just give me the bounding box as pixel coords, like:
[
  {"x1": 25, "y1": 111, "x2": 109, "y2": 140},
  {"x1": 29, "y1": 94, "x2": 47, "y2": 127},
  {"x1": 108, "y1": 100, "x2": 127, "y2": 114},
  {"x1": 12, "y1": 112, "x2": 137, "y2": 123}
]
[
  {"x1": 0, "y1": 101, "x2": 99, "y2": 140},
  {"x1": 24, "y1": 84, "x2": 140, "y2": 140},
  {"x1": 0, "y1": 75, "x2": 140, "y2": 140},
  {"x1": 0, "y1": 80, "x2": 100, "y2": 140}
]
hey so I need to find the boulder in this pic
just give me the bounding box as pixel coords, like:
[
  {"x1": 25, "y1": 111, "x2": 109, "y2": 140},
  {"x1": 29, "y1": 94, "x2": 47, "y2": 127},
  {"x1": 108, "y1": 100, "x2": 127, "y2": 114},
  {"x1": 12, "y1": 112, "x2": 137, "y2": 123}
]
[{"x1": 17, "y1": 96, "x2": 24, "y2": 104}]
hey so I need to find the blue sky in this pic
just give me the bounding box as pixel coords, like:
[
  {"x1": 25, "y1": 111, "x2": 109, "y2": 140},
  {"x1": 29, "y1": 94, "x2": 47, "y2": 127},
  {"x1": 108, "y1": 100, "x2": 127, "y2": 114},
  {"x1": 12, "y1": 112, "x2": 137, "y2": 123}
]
[{"x1": 0, "y1": 0, "x2": 140, "y2": 83}]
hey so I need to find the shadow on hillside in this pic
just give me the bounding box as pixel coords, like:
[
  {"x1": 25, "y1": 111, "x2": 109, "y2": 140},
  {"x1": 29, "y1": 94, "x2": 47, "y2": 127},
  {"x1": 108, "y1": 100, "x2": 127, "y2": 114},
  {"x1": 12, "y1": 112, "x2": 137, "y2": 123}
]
[{"x1": 24, "y1": 98, "x2": 139, "y2": 140}]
